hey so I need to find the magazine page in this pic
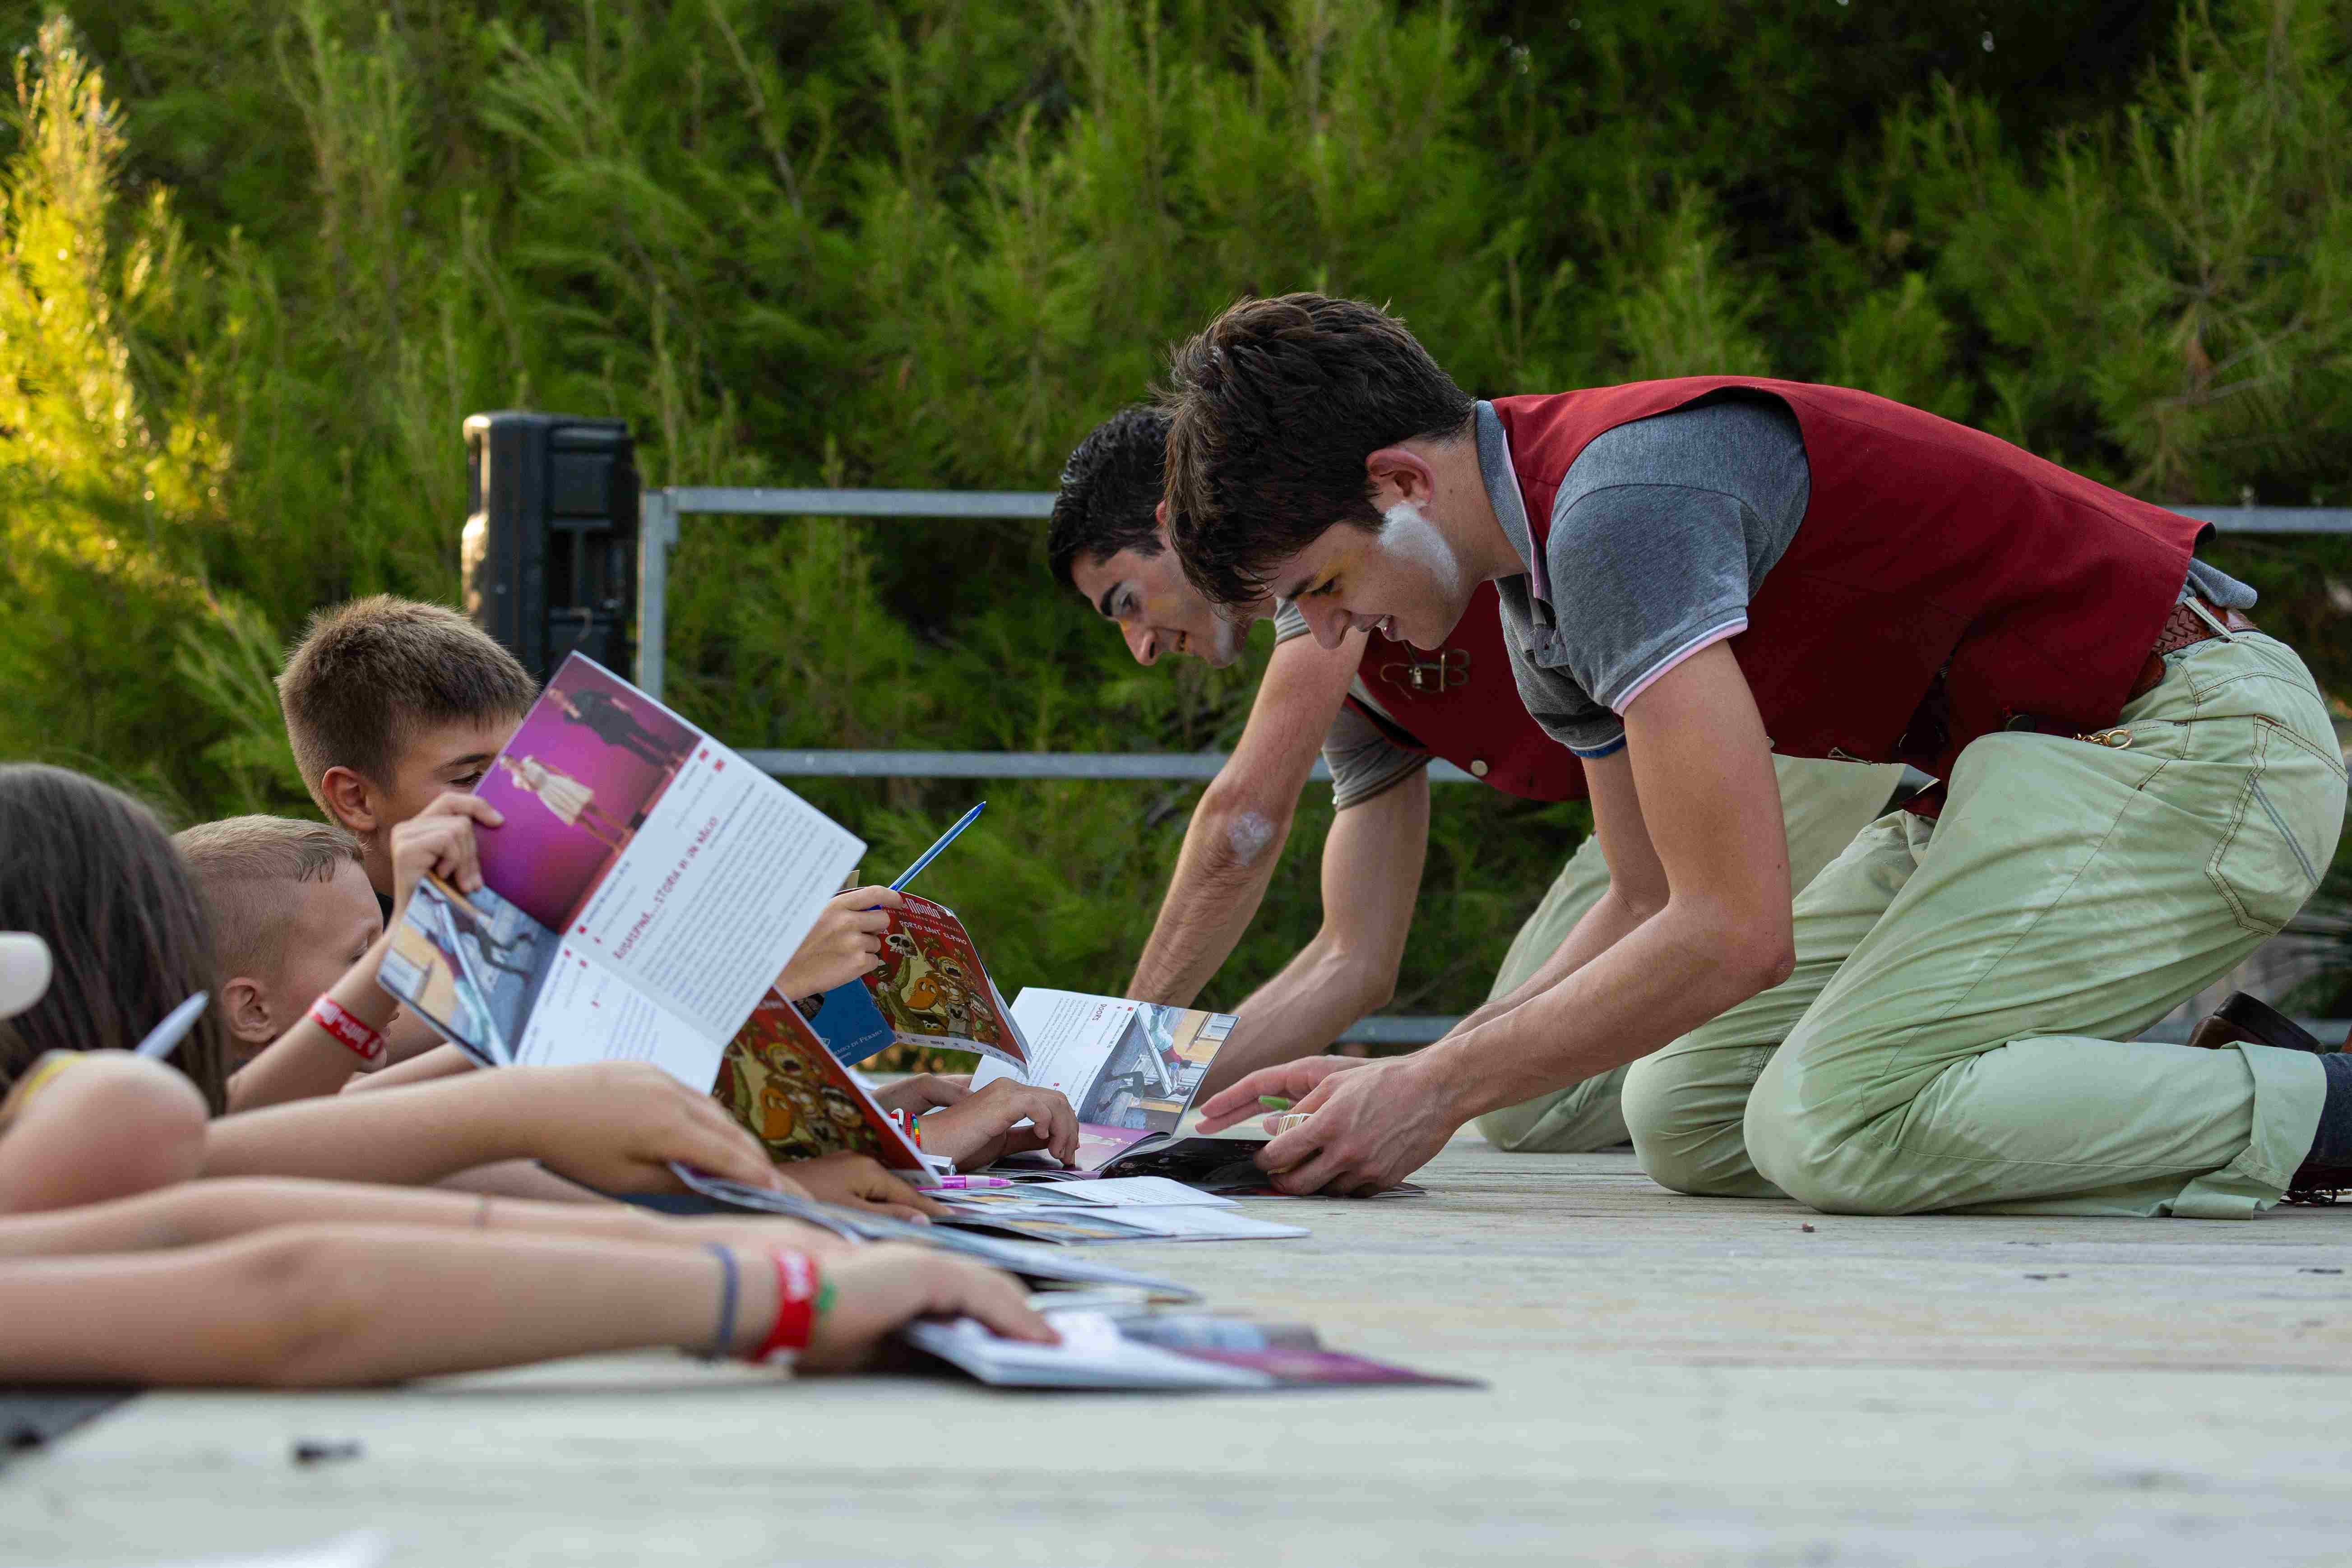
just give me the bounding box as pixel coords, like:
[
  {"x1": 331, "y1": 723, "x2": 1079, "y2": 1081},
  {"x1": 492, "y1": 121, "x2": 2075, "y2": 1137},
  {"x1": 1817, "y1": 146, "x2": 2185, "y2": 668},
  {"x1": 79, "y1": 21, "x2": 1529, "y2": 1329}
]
[
  {"x1": 986, "y1": 991, "x2": 1236, "y2": 1168},
  {"x1": 381, "y1": 652, "x2": 863, "y2": 1090},
  {"x1": 858, "y1": 894, "x2": 1028, "y2": 1069},
  {"x1": 713, "y1": 990, "x2": 930, "y2": 1178}
]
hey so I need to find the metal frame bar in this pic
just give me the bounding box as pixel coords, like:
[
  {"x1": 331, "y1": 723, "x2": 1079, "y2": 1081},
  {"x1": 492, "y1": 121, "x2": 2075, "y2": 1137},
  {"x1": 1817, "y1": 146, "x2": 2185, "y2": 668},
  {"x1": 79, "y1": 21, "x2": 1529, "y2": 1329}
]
[
  {"x1": 636, "y1": 487, "x2": 2352, "y2": 782},
  {"x1": 639, "y1": 488, "x2": 2350, "y2": 1049}
]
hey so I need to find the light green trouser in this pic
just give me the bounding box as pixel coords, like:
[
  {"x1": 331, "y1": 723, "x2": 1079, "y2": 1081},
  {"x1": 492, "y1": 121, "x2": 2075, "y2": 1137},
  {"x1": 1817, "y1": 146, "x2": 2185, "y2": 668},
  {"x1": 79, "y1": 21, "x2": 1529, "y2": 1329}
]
[
  {"x1": 1621, "y1": 633, "x2": 2346, "y2": 1218},
  {"x1": 1475, "y1": 755, "x2": 1907, "y2": 1152}
]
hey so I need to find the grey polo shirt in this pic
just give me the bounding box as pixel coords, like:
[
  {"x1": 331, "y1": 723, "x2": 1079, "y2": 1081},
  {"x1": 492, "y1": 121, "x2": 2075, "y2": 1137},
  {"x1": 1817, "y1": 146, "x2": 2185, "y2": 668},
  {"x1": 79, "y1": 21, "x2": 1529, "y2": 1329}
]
[{"x1": 1270, "y1": 603, "x2": 1431, "y2": 810}]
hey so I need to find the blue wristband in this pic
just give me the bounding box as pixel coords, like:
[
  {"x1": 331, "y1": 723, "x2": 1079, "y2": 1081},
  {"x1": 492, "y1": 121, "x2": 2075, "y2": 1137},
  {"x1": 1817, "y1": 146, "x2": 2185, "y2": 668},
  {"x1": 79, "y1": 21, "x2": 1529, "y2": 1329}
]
[{"x1": 703, "y1": 1242, "x2": 740, "y2": 1361}]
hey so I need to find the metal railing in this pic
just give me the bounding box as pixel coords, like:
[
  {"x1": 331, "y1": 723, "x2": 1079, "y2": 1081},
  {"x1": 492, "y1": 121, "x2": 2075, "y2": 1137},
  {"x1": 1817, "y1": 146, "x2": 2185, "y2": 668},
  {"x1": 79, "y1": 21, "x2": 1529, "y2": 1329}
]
[{"x1": 638, "y1": 488, "x2": 2352, "y2": 1045}]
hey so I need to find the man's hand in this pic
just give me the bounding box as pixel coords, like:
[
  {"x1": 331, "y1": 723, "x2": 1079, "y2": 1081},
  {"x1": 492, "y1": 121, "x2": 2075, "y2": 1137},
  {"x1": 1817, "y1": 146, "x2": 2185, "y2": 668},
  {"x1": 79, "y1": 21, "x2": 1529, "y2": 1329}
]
[
  {"x1": 388, "y1": 792, "x2": 505, "y2": 919},
  {"x1": 796, "y1": 1245, "x2": 1056, "y2": 1373},
  {"x1": 510, "y1": 1062, "x2": 784, "y2": 1195},
  {"x1": 777, "y1": 887, "x2": 903, "y2": 999},
  {"x1": 869, "y1": 1074, "x2": 972, "y2": 1117},
  {"x1": 1193, "y1": 1055, "x2": 1371, "y2": 1133},
  {"x1": 787, "y1": 1151, "x2": 948, "y2": 1221},
  {"x1": 1247, "y1": 1053, "x2": 1459, "y2": 1197},
  {"x1": 916, "y1": 1080, "x2": 1079, "y2": 1170}
]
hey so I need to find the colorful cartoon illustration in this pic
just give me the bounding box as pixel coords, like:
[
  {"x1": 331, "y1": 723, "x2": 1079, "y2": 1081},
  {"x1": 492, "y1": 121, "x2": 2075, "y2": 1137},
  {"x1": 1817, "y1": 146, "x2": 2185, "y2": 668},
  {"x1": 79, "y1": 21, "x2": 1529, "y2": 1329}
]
[
  {"x1": 859, "y1": 895, "x2": 1022, "y2": 1064},
  {"x1": 715, "y1": 991, "x2": 916, "y2": 1170}
]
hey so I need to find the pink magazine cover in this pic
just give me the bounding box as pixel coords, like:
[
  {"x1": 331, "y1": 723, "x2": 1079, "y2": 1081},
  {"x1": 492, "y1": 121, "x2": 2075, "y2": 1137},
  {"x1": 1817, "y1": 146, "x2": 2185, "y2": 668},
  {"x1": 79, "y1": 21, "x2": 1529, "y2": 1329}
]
[{"x1": 471, "y1": 657, "x2": 703, "y2": 934}]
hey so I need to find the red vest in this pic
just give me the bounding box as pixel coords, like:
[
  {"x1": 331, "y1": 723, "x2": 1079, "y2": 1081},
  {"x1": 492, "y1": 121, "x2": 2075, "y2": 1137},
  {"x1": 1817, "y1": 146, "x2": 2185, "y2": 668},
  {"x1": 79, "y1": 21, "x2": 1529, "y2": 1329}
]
[
  {"x1": 1490, "y1": 380, "x2": 2205, "y2": 784},
  {"x1": 1344, "y1": 580, "x2": 1588, "y2": 802}
]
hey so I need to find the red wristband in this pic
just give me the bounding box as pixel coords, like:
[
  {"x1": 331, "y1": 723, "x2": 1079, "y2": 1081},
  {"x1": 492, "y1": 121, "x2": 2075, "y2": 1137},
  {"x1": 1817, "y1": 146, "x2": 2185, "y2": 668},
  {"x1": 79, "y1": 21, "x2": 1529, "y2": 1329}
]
[
  {"x1": 308, "y1": 995, "x2": 386, "y2": 1065},
  {"x1": 748, "y1": 1250, "x2": 824, "y2": 1366}
]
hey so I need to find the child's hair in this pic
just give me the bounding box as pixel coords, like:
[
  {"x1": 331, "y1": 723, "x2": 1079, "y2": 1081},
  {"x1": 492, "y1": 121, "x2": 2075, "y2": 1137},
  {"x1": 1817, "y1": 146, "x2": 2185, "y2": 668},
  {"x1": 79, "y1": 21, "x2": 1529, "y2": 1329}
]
[
  {"x1": 0, "y1": 765, "x2": 231, "y2": 1112},
  {"x1": 174, "y1": 816, "x2": 364, "y2": 986},
  {"x1": 276, "y1": 595, "x2": 537, "y2": 806}
]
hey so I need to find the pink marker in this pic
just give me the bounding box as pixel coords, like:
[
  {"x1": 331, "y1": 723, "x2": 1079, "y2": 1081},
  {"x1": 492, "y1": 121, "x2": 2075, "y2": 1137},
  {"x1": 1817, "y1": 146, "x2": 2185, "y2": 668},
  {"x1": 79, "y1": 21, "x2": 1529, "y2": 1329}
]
[{"x1": 932, "y1": 1175, "x2": 1014, "y2": 1190}]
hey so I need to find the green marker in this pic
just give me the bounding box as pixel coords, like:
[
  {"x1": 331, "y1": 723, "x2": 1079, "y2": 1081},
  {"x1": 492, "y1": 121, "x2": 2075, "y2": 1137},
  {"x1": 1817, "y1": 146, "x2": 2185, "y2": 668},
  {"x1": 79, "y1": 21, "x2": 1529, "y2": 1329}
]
[{"x1": 1258, "y1": 1095, "x2": 1294, "y2": 1111}]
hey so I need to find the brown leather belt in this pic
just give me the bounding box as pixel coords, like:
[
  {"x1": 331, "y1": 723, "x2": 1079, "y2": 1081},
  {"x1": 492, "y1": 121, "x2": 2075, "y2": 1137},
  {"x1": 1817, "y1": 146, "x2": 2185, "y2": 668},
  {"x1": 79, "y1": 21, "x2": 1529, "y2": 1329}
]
[{"x1": 2125, "y1": 597, "x2": 2257, "y2": 700}]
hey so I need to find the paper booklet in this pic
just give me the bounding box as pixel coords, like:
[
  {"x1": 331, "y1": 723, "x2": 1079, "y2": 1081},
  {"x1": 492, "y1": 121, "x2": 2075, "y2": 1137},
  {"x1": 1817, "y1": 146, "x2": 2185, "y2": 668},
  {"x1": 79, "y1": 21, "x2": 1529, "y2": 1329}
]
[
  {"x1": 711, "y1": 990, "x2": 938, "y2": 1182},
  {"x1": 375, "y1": 652, "x2": 863, "y2": 1095},
  {"x1": 970, "y1": 989, "x2": 1271, "y2": 1181},
  {"x1": 804, "y1": 893, "x2": 1029, "y2": 1071},
  {"x1": 931, "y1": 1176, "x2": 1308, "y2": 1245},
  {"x1": 904, "y1": 1308, "x2": 1481, "y2": 1392},
  {"x1": 663, "y1": 1162, "x2": 1199, "y2": 1300}
]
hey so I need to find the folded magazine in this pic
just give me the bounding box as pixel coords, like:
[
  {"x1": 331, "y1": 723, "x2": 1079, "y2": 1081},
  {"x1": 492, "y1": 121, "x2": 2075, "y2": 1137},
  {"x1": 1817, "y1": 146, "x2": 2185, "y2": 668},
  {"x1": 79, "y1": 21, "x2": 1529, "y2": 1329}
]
[
  {"x1": 975, "y1": 990, "x2": 1272, "y2": 1181},
  {"x1": 375, "y1": 652, "x2": 861, "y2": 1094}
]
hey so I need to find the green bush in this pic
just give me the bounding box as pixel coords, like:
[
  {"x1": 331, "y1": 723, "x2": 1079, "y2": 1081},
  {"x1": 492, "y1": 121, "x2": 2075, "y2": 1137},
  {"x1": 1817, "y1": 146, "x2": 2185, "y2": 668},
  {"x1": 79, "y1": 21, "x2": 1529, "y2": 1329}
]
[{"x1": 0, "y1": 0, "x2": 2344, "y2": 1022}]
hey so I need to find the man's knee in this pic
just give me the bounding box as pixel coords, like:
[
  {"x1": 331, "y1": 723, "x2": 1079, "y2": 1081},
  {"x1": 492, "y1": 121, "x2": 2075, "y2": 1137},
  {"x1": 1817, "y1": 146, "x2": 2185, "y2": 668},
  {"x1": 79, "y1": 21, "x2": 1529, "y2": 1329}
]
[
  {"x1": 1477, "y1": 1072, "x2": 1630, "y2": 1154},
  {"x1": 1742, "y1": 1086, "x2": 1911, "y2": 1215},
  {"x1": 1623, "y1": 1051, "x2": 1761, "y2": 1197}
]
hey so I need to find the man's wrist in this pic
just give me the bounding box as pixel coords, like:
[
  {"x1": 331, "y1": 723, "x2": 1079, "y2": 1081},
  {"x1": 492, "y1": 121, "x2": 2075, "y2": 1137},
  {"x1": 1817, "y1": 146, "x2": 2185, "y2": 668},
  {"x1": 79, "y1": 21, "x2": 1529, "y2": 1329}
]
[{"x1": 1401, "y1": 1033, "x2": 1492, "y2": 1124}]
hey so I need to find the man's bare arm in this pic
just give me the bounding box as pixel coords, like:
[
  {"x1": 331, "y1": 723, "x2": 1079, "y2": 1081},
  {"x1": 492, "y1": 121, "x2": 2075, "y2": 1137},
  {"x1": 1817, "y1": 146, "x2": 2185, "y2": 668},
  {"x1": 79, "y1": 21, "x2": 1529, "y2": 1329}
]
[
  {"x1": 1200, "y1": 769, "x2": 1430, "y2": 1096},
  {"x1": 1125, "y1": 630, "x2": 1366, "y2": 1004},
  {"x1": 1213, "y1": 645, "x2": 1793, "y2": 1193}
]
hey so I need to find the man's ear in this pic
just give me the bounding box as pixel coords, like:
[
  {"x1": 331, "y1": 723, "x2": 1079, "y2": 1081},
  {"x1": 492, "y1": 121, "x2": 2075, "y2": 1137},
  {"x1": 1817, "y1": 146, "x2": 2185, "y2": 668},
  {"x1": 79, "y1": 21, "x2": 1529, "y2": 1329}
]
[
  {"x1": 318, "y1": 766, "x2": 378, "y2": 836},
  {"x1": 1364, "y1": 446, "x2": 1438, "y2": 511},
  {"x1": 220, "y1": 976, "x2": 279, "y2": 1047}
]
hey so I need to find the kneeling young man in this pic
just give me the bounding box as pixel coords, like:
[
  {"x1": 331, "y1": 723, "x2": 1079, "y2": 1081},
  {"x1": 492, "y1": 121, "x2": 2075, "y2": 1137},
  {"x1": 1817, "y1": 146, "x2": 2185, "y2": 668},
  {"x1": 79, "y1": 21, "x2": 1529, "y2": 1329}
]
[
  {"x1": 1176, "y1": 294, "x2": 2344, "y2": 1216},
  {"x1": 1051, "y1": 406, "x2": 1901, "y2": 1149}
]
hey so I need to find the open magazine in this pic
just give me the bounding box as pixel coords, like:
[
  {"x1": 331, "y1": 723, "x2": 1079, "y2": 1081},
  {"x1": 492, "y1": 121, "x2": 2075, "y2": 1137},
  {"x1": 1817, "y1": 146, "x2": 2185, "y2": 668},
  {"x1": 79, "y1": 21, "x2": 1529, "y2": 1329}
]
[
  {"x1": 973, "y1": 990, "x2": 1270, "y2": 1180},
  {"x1": 931, "y1": 1175, "x2": 1307, "y2": 1245},
  {"x1": 905, "y1": 1308, "x2": 1479, "y2": 1392},
  {"x1": 664, "y1": 1163, "x2": 1198, "y2": 1299},
  {"x1": 712, "y1": 990, "x2": 935, "y2": 1181},
  {"x1": 804, "y1": 893, "x2": 1028, "y2": 1071},
  {"x1": 375, "y1": 652, "x2": 862, "y2": 1095}
]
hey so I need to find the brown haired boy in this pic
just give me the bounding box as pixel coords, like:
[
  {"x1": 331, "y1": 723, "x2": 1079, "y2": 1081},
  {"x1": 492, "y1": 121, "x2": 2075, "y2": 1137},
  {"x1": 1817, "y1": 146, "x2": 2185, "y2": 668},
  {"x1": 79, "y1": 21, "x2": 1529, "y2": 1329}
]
[
  {"x1": 278, "y1": 594, "x2": 539, "y2": 913},
  {"x1": 175, "y1": 816, "x2": 380, "y2": 1069}
]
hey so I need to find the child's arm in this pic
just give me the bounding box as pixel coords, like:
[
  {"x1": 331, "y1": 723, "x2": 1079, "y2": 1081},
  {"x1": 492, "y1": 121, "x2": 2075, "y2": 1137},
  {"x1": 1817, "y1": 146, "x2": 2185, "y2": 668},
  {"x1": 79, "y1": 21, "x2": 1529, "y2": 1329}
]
[
  {"x1": 227, "y1": 795, "x2": 505, "y2": 1112},
  {"x1": 204, "y1": 1062, "x2": 787, "y2": 1194},
  {"x1": 345, "y1": 1041, "x2": 482, "y2": 1094},
  {"x1": 0, "y1": 1175, "x2": 838, "y2": 1260},
  {"x1": 0, "y1": 1232, "x2": 1049, "y2": 1385},
  {"x1": 0, "y1": 1054, "x2": 210, "y2": 1214}
]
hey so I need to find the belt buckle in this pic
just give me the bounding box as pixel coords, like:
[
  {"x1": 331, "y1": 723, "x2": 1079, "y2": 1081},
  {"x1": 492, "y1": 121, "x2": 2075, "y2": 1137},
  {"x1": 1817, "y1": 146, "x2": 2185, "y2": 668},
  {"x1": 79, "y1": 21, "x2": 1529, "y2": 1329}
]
[{"x1": 1379, "y1": 647, "x2": 1469, "y2": 696}]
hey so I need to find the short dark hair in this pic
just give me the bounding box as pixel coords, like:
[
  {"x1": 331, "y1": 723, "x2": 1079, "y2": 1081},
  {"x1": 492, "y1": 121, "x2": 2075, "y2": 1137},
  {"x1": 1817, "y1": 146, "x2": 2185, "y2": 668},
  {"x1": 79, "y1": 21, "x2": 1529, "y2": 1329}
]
[
  {"x1": 0, "y1": 765, "x2": 232, "y2": 1113},
  {"x1": 176, "y1": 816, "x2": 365, "y2": 982},
  {"x1": 277, "y1": 595, "x2": 537, "y2": 804},
  {"x1": 1047, "y1": 406, "x2": 1172, "y2": 591},
  {"x1": 1165, "y1": 294, "x2": 1475, "y2": 607}
]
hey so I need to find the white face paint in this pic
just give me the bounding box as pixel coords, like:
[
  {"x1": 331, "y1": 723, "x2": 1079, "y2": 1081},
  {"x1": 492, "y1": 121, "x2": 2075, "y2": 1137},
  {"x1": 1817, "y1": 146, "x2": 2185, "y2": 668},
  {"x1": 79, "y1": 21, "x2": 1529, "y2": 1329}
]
[
  {"x1": 1378, "y1": 497, "x2": 1463, "y2": 604},
  {"x1": 1225, "y1": 810, "x2": 1276, "y2": 866}
]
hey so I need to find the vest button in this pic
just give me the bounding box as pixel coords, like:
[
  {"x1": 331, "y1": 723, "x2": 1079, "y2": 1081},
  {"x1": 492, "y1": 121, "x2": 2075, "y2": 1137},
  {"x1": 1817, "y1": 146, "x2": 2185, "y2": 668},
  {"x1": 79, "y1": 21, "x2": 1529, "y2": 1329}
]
[{"x1": 1470, "y1": 759, "x2": 1490, "y2": 777}]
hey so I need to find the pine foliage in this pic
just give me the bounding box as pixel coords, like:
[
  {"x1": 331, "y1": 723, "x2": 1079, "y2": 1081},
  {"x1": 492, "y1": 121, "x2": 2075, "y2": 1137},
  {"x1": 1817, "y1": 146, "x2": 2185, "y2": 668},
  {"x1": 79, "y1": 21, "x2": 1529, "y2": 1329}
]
[{"x1": 0, "y1": 0, "x2": 2345, "y2": 1015}]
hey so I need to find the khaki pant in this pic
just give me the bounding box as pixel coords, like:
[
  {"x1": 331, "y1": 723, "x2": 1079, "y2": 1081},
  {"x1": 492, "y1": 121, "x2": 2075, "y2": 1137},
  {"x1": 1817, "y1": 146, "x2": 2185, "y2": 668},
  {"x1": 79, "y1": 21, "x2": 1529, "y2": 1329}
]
[
  {"x1": 1621, "y1": 632, "x2": 2345, "y2": 1217},
  {"x1": 1476, "y1": 755, "x2": 1907, "y2": 1152}
]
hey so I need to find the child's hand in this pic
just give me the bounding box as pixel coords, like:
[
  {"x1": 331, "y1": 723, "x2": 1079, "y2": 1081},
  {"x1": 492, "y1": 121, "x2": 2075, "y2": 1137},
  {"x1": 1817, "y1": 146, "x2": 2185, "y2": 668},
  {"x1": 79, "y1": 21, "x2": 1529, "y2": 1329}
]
[
  {"x1": 795, "y1": 1244, "x2": 1056, "y2": 1373},
  {"x1": 917, "y1": 1080, "x2": 1079, "y2": 1171},
  {"x1": 508, "y1": 1062, "x2": 784, "y2": 1194},
  {"x1": 387, "y1": 791, "x2": 505, "y2": 917},
  {"x1": 774, "y1": 887, "x2": 903, "y2": 999},
  {"x1": 785, "y1": 1151, "x2": 949, "y2": 1221},
  {"x1": 869, "y1": 1073, "x2": 972, "y2": 1116}
]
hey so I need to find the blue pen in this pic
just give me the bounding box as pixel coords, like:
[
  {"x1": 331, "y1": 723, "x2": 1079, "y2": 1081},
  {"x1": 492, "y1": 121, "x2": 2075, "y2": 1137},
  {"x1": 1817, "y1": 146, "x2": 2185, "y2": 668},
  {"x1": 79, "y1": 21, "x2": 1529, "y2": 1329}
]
[
  {"x1": 891, "y1": 801, "x2": 986, "y2": 892},
  {"x1": 135, "y1": 992, "x2": 211, "y2": 1061}
]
